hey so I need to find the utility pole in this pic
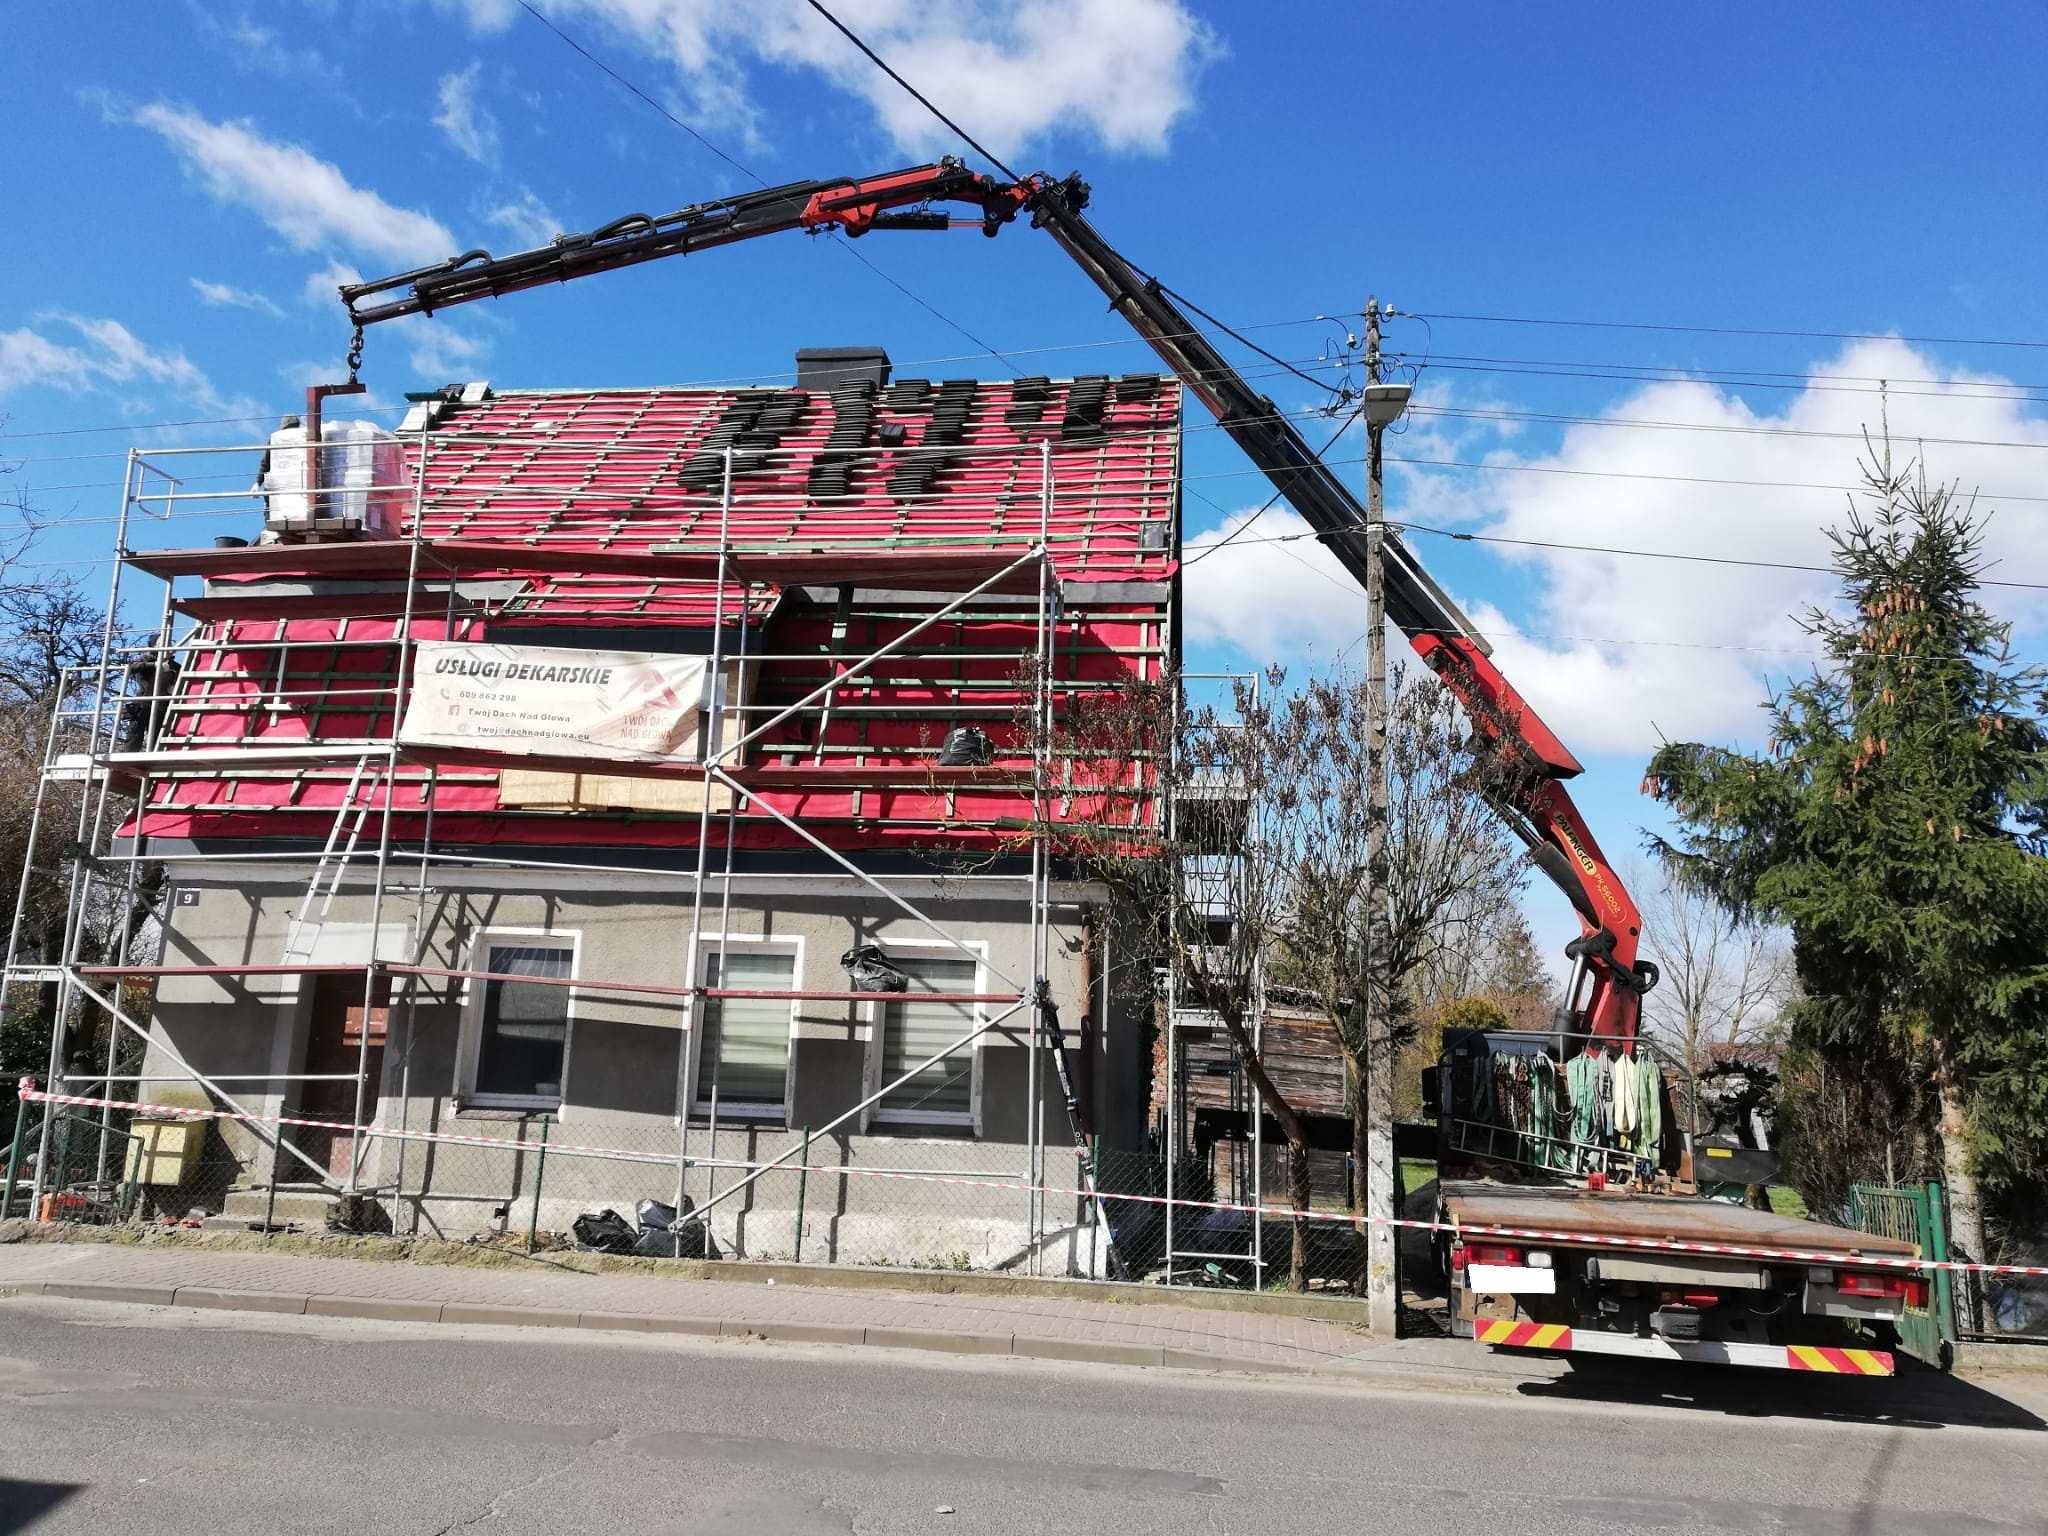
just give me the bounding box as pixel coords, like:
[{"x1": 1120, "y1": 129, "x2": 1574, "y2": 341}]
[{"x1": 1360, "y1": 297, "x2": 1399, "y2": 1336}]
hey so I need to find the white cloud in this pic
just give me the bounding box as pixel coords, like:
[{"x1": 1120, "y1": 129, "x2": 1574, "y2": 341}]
[
  {"x1": 302, "y1": 259, "x2": 365, "y2": 312},
  {"x1": 1183, "y1": 506, "x2": 1369, "y2": 663},
  {"x1": 185, "y1": 7, "x2": 341, "y2": 81},
  {"x1": 484, "y1": 188, "x2": 560, "y2": 249},
  {"x1": 0, "y1": 316, "x2": 229, "y2": 413},
  {"x1": 1185, "y1": 341, "x2": 2048, "y2": 759},
  {"x1": 0, "y1": 329, "x2": 99, "y2": 394},
  {"x1": 406, "y1": 322, "x2": 488, "y2": 380},
  {"x1": 434, "y1": 63, "x2": 500, "y2": 166},
  {"x1": 1399, "y1": 341, "x2": 2048, "y2": 754},
  {"x1": 190, "y1": 278, "x2": 285, "y2": 317},
  {"x1": 128, "y1": 102, "x2": 455, "y2": 265},
  {"x1": 296, "y1": 258, "x2": 490, "y2": 383},
  {"x1": 447, "y1": 0, "x2": 1218, "y2": 157}
]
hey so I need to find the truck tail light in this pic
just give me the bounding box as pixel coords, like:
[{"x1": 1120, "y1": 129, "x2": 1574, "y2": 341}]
[
  {"x1": 1838, "y1": 1272, "x2": 1907, "y2": 1299},
  {"x1": 1469, "y1": 1244, "x2": 1523, "y2": 1267},
  {"x1": 1903, "y1": 1278, "x2": 1929, "y2": 1308},
  {"x1": 1680, "y1": 1291, "x2": 1721, "y2": 1308}
]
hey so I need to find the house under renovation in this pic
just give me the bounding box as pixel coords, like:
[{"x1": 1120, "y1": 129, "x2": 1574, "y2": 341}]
[{"x1": 31, "y1": 350, "x2": 1183, "y2": 1274}]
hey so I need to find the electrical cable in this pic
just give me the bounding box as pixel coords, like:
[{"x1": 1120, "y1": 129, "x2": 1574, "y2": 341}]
[
  {"x1": 1414, "y1": 308, "x2": 2048, "y2": 352},
  {"x1": 1405, "y1": 403, "x2": 2048, "y2": 453},
  {"x1": 1417, "y1": 358, "x2": 2048, "y2": 406},
  {"x1": 801, "y1": 0, "x2": 1020, "y2": 181},
  {"x1": 515, "y1": 0, "x2": 762, "y2": 184},
  {"x1": 1188, "y1": 515, "x2": 2048, "y2": 592},
  {"x1": 17, "y1": 319, "x2": 2048, "y2": 449},
  {"x1": 511, "y1": 0, "x2": 1016, "y2": 371},
  {"x1": 1180, "y1": 407, "x2": 1362, "y2": 569},
  {"x1": 1418, "y1": 350, "x2": 2048, "y2": 398},
  {"x1": 1155, "y1": 280, "x2": 1352, "y2": 402}
]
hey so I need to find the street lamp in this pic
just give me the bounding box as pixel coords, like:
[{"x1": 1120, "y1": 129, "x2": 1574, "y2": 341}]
[{"x1": 1362, "y1": 380, "x2": 1411, "y2": 428}]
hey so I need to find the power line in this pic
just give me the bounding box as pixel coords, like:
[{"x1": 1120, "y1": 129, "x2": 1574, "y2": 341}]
[
  {"x1": 801, "y1": 0, "x2": 1019, "y2": 181},
  {"x1": 0, "y1": 404, "x2": 408, "y2": 442},
  {"x1": 0, "y1": 319, "x2": 1347, "y2": 447},
  {"x1": 1180, "y1": 408, "x2": 1362, "y2": 569},
  {"x1": 0, "y1": 361, "x2": 1358, "y2": 473},
  {"x1": 1405, "y1": 403, "x2": 2048, "y2": 453},
  {"x1": 514, "y1": 0, "x2": 761, "y2": 184},
  {"x1": 1419, "y1": 350, "x2": 2048, "y2": 398},
  {"x1": 512, "y1": 0, "x2": 1016, "y2": 372},
  {"x1": 1373, "y1": 450, "x2": 2048, "y2": 507},
  {"x1": 1415, "y1": 358, "x2": 2048, "y2": 405},
  {"x1": 1185, "y1": 515, "x2": 2048, "y2": 592},
  {"x1": 1415, "y1": 309, "x2": 2048, "y2": 352},
  {"x1": 18, "y1": 317, "x2": 2047, "y2": 452}
]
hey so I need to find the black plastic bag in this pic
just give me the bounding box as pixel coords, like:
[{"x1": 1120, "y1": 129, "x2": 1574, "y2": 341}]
[
  {"x1": 840, "y1": 943, "x2": 908, "y2": 993},
  {"x1": 632, "y1": 1221, "x2": 707, "y2": 1259},
  {"x1": 936, "y1": 725, "x2": 992, "y2": 767},
  {"x1": 636, "y1": 1197, "x2": 679, "y2": 1231},
  {"x1": 571, "y1": 1208, "x2": 637, "y2": 1254}
]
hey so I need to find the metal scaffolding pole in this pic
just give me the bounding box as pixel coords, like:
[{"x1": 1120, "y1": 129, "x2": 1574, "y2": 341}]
[
  {"x1": 33, "y1": 450, "x2": 140, "y2": 1202},
  {"x1": 393, "y1": 527, "x2": 459, "y2": 1233},
  {"x1": 670, "y1": 448, "x2": 735, "y2": 1231},
  {"x1": 12, "y1": 422, "x2": 1090, "y2": 1275},
  {"x1": 1024, "y1": 441, "x2": 1055, "y2": 1275},
  {"x1": 345, "y1": 435, "x2": 434, "y2": 1196},
  {"x1": 62, "y1": 971, "x2": 338, "y2": 1188}
]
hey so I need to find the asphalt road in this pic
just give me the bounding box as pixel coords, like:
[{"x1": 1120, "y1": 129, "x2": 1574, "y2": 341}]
[{"x1": 0, "y1": 1297, "x2": 2042, "y2": 1536}]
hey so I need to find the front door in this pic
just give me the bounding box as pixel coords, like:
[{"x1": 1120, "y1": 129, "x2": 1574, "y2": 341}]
[{"x1": 298, "y1": 975, "x2": 389, "y2": 1182}]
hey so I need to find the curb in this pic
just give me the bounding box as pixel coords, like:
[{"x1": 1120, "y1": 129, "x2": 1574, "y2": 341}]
[
  {"x1": 10, "y1": 1279, "x2": 1344, "y2": 1380},
  {"x1": 1, "y1": 1224, "x2": 1370, "y2": 1325}
]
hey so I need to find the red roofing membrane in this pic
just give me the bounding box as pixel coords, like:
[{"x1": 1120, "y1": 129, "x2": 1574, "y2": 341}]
[{"x1": 132, "y1": 375, "x2": 1178, "y2": 854}]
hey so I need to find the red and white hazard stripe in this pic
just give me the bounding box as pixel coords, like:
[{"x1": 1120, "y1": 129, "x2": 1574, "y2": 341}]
[{"x1": 16, "y1": 1077, "x2": 2048, "y2": 1280}]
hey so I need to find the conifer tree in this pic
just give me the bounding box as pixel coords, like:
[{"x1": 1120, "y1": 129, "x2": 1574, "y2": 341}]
[{"x1": 1644, "y1": 443, "x2": 2048, "y2": 1267}]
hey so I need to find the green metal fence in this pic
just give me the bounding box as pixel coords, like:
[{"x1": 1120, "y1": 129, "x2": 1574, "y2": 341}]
[{"x1": 1848, "y1": 1180, "x2": 1955, "y2": 1367}]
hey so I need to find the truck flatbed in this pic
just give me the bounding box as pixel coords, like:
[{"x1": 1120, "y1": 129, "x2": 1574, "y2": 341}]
[
  {"x1": 1441, "y1": 1180, "x2": 1919, "y2": 1263},
  {"x1": 1440, "y1": 1180, "x2": 1924, "y2": 1376}
]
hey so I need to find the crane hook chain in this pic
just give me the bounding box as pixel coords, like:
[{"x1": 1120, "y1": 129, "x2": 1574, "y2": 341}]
[{"x1": 345, "y1": 324, "x2": 365, "y2": 384}]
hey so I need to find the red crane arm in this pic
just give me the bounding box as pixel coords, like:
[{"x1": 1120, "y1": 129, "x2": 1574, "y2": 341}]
[
  {"x1": 338, "y1": 161, "x2": 1028, "y2": 325},
  {"x1": 338, "y1": 157, "x2": 1656, "y2": 1045}
]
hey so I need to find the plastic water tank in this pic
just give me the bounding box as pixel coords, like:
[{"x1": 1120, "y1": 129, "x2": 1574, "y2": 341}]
[{"x1": 260, "y1": 420, "x2": 405, "y2": 535}]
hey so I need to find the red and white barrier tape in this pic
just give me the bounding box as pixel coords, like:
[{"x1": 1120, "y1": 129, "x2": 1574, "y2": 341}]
[{"x1": 18, "y1": 1078, "x2": 2048, "y2": 1280}]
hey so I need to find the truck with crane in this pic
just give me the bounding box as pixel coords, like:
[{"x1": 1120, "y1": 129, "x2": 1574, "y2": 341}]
[{"x1": 334, "y1": 158, "x2": 1929, "y2": 1374}]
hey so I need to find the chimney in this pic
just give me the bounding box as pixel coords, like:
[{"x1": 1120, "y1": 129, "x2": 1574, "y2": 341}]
[{"x1": 796, "y1": 346, "x2": 892, "y2": 393}]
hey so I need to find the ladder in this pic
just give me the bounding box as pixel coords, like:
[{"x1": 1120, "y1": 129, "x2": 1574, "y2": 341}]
[{"x1": 279, "y1": 757, "x2": 379, "y2": 965}]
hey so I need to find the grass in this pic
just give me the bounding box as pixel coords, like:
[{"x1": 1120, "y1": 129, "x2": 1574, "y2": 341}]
[
  {"x1": 1399, "y1": 1159, "x2": 1438, "y2": 1196},
  {"x1": 1766, "y1": 1185, "x2": 1810, "y2": 1220}
]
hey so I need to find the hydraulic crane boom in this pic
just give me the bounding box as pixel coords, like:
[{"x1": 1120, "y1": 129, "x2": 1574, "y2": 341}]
[{"x1": 339, "y1": 158, "x2": 1657, "y2": 1044}]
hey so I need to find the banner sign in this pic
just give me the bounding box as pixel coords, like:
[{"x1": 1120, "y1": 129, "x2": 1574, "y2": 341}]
[{"x1": 400, "y1": 641, "x2": 710, "y2": 764}]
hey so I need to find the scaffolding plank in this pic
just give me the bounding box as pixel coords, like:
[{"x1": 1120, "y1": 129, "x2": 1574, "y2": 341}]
[{"x1": 128, "y1": 539, "x2": 1048, "y2": 593}]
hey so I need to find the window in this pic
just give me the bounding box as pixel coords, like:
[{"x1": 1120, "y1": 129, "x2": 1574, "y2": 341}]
[
  {"x1": 875, "y1": 953, "x2": 979, "y2": 1128},
  {"x1": 464, "y1": 937, "x2": 574, "y2": 1110},
  {"x1": 696, "y1": 948, "x2": 795, "y2": 1120}
]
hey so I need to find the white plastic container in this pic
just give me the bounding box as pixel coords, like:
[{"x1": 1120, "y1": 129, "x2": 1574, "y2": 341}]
[{"x1": 261, "y1": 419, "x2": 406, "y2": 535}]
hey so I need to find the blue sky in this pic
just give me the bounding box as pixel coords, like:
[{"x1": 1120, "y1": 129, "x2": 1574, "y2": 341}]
[{"x1": 6, "y1": 2, "x2": 2048, "y2": 964}]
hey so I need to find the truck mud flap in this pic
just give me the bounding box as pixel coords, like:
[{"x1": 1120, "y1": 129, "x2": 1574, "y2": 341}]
[{"x1": 1474, "y1": 1319, "x2": 1893, "y2": 1375}]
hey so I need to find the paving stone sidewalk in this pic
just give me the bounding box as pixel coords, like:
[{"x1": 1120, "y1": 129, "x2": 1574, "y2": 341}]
[{"x1": 0, "y1": 1239, "x2": 1383, "y2": 1375}]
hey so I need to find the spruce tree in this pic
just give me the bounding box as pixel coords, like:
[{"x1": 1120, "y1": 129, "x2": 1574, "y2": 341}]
[{"x1": 1644, "y1": 443, "x2": 2048, "y2": 1267}]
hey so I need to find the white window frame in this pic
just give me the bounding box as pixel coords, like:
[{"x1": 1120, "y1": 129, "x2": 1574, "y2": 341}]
[
  {"x1": 863, "y1": 937, "x2": 989, "y2": 1137},
  {"x1": 457, "y1": 926, "x2": 580, "y2": 1114},
  {"x1": 688, "y1": 933, "x2": 803, "y2": 1127}
]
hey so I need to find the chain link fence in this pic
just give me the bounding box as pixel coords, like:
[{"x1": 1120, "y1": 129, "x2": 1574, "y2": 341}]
[{"x1": 7, "y1": 1086, "x2": 1371, "y2": 1296}]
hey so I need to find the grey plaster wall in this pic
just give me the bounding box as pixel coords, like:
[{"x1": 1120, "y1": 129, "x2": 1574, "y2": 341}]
[{"x1": 133, "y1": 868, "x2": 1146, "y2": 1272}]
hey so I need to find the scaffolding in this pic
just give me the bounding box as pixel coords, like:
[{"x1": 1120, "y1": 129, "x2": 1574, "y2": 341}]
[{"x1": 1, "y1": 404, "x2": 1170, "y2": 1273}]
